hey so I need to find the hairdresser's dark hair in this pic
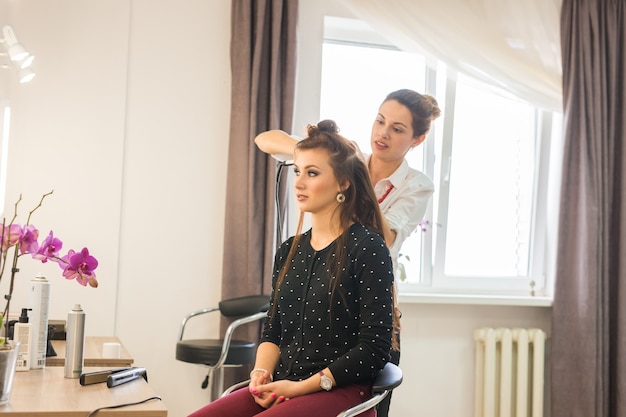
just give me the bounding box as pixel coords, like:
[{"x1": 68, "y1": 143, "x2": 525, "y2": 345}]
[
  {"x1": 384, "y1": 89, "x2": 441, "y2": 138},
  {"x1": 272, "y1": 120, "x2": 399, "y2": 349}
]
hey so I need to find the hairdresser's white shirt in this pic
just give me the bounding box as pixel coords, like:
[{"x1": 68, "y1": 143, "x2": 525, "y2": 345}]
[{"x1": 366, "y1": 154, "x2": 435, "y2": 277}]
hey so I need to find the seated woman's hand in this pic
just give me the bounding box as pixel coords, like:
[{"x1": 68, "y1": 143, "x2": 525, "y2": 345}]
[
  {"x1": 249, "y1": 369, "x2": 273, "y2": 388},
  {"x1": 251, "y1": 380, "x2": 300, "y2": 408},
  {"x1": 248, "y1": 370, "x2": 274, "y2": 405}
]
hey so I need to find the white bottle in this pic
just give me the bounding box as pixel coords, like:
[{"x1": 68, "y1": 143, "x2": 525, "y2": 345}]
[
  {"x1": 14, "y1": 308, "x2": 33, "y2": 371},
  {"x1": 28, "y1": 274, "x2": 50, "y2": 369}
]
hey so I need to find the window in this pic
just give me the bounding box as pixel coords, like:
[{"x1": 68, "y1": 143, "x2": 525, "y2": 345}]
[
  {"x1": 0, "y1": 102, "x2": 10, "y2": 216},
  {"x1": 317, "y1": 17, "x2": 559, "y2": 300}
]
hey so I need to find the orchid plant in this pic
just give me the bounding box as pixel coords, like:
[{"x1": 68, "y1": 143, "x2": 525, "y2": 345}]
[{"x1": 0, "y1": 191, "x2": 99, "y2": 346}]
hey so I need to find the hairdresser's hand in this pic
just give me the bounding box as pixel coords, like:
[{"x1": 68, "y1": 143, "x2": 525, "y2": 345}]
[{"x1": 251, "y1": 380, "x2": 301, "y2": 408}]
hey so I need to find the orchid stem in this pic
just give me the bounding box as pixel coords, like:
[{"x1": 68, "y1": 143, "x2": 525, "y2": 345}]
[
  {"x1": 26, "y1": 190, "x2": 54, "y2": 225},
  {"x1": 1, "y1": 191, "x2": 53, "y2": 345}
]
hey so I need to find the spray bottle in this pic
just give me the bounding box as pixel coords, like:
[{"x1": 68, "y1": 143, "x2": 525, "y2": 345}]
[
  {"x1": 64, "y1": 304, "x2": 86, "y2": 378},
  {"x1": 28, "y1": 274, "x2": 50, "y2": 369}
]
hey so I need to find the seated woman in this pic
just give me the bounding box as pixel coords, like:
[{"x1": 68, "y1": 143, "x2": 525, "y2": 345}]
[{"x1": 188, "y1": 120, "x2": 397, "y2": 417}]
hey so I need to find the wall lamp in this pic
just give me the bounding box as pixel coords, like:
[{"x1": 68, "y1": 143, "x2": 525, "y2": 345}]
[{"x1": 1, "y1": 25, "x2": 35, "y2": 83}]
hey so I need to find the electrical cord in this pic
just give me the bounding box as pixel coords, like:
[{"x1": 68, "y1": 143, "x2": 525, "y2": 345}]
[
  {"x1": 275, "y1": 160, "x2": 292, "y2": 247},
  {"x1": 86, "y1": 395, "x2": 162, "y2": 416}
]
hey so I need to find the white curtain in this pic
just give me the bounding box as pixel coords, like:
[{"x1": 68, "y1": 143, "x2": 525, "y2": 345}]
[{"x1": 339, "y1": 0, "x2": 562, "y2": 111}]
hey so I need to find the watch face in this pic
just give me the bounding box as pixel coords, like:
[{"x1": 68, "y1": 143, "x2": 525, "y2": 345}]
[{"x1": 320, "y1": 374, "x2": 332, "y2": 391}]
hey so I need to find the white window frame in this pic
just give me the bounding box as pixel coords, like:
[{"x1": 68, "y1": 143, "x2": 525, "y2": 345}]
[
  {"x1": 290, "y1": 14, "x2": 559, "y2": 306},
  {"x1": 0, "y1": 101, "x2": 10, "y2": 216}
]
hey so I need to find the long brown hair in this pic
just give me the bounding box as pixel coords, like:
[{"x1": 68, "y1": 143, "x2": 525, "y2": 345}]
[{"x1": 272, "y1": 119, "x2": 400, "y2": 349}]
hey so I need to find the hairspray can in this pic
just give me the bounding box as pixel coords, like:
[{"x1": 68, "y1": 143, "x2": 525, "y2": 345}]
[
  {"x1": 64, "y1": 304, "x2": 86, "y2": 378},
  {"x1": 28, "y1": 274, "x2": 50, "y2": 369}
]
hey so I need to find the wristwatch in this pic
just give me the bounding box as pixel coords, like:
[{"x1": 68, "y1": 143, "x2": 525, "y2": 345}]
[{"x1": 319, "y1": 371, "x2": 333, "y2": 391}]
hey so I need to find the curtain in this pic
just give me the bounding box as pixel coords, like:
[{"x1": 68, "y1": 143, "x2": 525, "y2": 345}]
[
  {"x1": 339, "y1": 0, "x2": 562, "y2": 111},
  {"x1": 551, "y1": 1, "x2": 626, "y2": 416},
  {"x1": 221, "y1": 0, "x2": 298, "y2": 389}
]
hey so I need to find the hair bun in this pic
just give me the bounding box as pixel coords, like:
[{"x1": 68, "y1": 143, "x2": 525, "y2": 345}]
[{"x1": 317, "y1": 119, "x2": 339, "y2": 134}]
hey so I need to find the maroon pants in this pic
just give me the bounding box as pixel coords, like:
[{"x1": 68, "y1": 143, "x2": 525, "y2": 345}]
[{"x1": 187, "y1": 383, "x2": 375, "y2": 417}]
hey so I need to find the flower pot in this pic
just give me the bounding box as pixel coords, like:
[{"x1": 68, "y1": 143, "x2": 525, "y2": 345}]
[{"x1": 0, "y1": 340, "x2": 20, "y2": 405}]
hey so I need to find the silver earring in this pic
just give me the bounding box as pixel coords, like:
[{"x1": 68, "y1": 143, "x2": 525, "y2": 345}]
[{"x1": 336, "y1": 192, "x2": 346, "y2": 203}]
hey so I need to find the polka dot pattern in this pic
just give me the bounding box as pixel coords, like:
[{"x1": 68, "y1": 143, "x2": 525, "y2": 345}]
[{"x1": 261, "y1": 223, "x2": 394, "y2": 387}]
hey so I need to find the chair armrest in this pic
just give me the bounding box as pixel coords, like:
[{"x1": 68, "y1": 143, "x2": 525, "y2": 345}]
[
  {"x1": 177, "y1": 307, "x2": 219, "y2": 341},
  {"x1": 213, "y1": 310, "x2": 268, "y2": 370},
  {"x1": 372, "y1": 362, "x2": 403, "y2": 393},
  {"x1": 336, "y1": 362, "x2": 403, "y2": 417},
  {"x1": 221, "y1": 379, "x2": 251, "y2": 397}
]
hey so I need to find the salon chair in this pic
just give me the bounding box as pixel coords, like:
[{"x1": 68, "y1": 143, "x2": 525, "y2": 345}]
[
  {"x1": 221, "y1": 362, "x2": 403, "y2": 417},
  {"x1": 176, "y1": 294, "x2": 270, "y2": 400}
]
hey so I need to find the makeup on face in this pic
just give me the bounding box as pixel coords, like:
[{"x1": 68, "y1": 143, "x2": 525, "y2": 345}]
[
  {"x1": 371, "y1": 100, "x2": 416, "y2": 159},
  {"x1": 293, "y1": 149, "x2": 341, "y2": 214}
]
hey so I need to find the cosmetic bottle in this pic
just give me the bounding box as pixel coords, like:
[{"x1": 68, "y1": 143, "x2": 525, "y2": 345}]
[
  {"x1": 64, "y1": 304, "x2": 86, "y2": 378},
  {"x1": 29, "y1": 274, "x2": 50, "y2": 369},
  {"x1": 14, "y1": 308, "x2": 33, "y2": 371}
]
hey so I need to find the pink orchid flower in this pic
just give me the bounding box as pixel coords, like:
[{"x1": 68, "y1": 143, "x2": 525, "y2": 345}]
[
  {"x1": 32, "y1": 231, "x2": 63, "y2": 263},
  {"x1": 0, "y1": 224, "x2": 22, "y2": 251},
  {"x1": 18, "y1": 224, "x2": 39, "y2": 254},
  {"x1": 61, "y1": 247, "x2": 99, "y2": 287}
]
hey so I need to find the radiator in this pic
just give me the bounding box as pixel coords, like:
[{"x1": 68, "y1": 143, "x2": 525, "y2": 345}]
[{"x1": 474, "y1": 327, "x2": 546, "y2": 417}]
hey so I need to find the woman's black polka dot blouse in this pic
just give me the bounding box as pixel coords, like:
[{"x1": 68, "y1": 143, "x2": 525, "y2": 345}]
[{"x1": 261, "y1": 223, "x2": 394, "y2": 387}]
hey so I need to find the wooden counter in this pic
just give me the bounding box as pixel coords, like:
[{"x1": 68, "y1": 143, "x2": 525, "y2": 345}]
[{"x1": 0, "y1": 366, "x2": 167, "y2": 416}]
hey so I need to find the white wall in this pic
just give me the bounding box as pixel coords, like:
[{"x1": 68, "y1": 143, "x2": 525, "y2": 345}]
[
  {"x1": 0, "y1": 1, "x2": 551, "y2": 417},
  {"x1": 0, "y1": 1, "x2": 230, "y2": 415}
]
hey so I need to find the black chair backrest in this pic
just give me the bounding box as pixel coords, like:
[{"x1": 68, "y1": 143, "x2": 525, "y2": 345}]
[{"x1": 219, "y1": 295, "x2": 270, "y2": 317}]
